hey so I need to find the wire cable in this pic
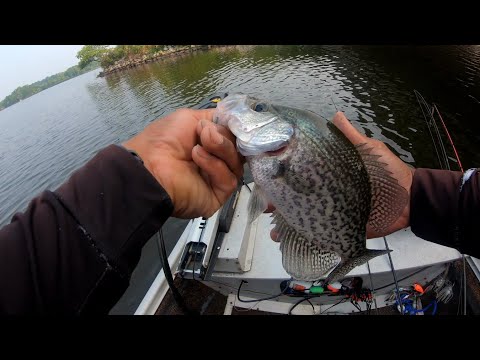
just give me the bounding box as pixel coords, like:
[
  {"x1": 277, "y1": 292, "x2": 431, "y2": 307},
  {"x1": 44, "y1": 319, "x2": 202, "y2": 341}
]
[
  {"x1": 237, "y1": 280, "x2": 289, "y2": 303},
  {"x1": 156, "y1": 230, "x2": 198, "y2": 315},
  {"x1": 289, "y1": 297, "x2": 316, "y2": 315},
  {"x1": 242, "y1": 178, "x2": 252, "y2": 192},
  {"x1": 320, "y1": 297, "x2": 347, "y2": 314}
]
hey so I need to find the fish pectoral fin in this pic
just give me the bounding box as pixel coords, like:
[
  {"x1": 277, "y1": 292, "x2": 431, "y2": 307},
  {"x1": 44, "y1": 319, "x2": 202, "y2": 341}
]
[
  {"x1": 355, "y1": 143, "x2": 409, "y2": 234},
  {"x1": 325, "y1": 249, "x2": 391, "y2": 284},
  {"x1": 247, "y1": 184, "x2": 269, "y2": 223}
]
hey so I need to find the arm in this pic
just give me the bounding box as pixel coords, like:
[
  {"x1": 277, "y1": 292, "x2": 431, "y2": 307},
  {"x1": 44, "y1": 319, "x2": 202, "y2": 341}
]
[
  {"x1": 0, "y1": 145, "x2": 172, "y2": 314},
  {"x1": 411, "y1": 168, "x2": 480, "y2": 257},
  {"x1": 0, "y1": 109, "x2": 243, "y2": 314}
]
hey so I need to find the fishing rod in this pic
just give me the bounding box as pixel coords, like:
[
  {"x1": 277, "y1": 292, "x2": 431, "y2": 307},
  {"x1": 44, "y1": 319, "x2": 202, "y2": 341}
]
[
  {"x1": 432, "y1": 103, "x2": 464, "y2": 172},
  {"x1": 414, "y1": 90, "x2": 464, "y2": 172},
  {"x1": 414, "y1": 90, "x2": 467, "y2": 315},
  {"x1": 414, "y1": 90, "x2": 450, "y2": 170}
]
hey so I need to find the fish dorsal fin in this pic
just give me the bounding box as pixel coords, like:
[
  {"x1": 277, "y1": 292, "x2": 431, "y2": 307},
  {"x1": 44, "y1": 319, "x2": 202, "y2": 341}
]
[
  {"x1": 355, "y1": 143, "x2": 409, "y2": 234},
  {"x1": 247, "y1": 184, "x2": 269, "y2": 224}
]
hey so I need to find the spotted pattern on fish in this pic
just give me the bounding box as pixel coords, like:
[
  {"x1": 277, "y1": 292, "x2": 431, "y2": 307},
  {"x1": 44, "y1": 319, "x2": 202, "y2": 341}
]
[
  {"x1": 216, "y1": 96, "x2": 405, "y2": 282},
  {"x1": 249, "y1": 115, "x2": 370, "y2": 259}
]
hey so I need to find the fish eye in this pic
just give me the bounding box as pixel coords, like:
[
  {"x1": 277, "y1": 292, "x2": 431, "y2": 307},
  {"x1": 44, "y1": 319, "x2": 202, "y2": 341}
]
[{"x1": 254, "y1": 103, "x2": 267, "y2": 112}]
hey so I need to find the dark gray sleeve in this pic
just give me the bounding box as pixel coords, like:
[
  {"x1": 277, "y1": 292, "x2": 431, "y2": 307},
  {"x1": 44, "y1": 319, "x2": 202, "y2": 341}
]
[
  {"x1": 0, "y1": 145, "x2": 173, "y2": 314},
  {"x1": 410, "y1": 168, "x2": 480, "y2": 257}
]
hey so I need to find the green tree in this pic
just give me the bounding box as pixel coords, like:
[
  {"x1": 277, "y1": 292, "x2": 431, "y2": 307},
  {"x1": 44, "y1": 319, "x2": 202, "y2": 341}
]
[{"x1": 77, "y1": 45, "x2": 109, "y2": 69}]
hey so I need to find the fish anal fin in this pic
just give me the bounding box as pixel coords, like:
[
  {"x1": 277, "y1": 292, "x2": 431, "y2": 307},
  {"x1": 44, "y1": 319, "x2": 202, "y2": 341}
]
[
  {"x1": 279, "y1": 223, "x2": 341, "y2": 281},
  {"x1": 325, "y1": 249, "x2": 391, "y2": 284}
]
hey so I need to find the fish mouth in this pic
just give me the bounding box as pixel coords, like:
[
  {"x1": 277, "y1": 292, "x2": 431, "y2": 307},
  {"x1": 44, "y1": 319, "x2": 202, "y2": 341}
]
[
  {"x1": 237, "y1": 138, "x2": 291, "y2": 157},
  {"x1": 266, "y1": 145, "x2": 288, "y2": 156}
]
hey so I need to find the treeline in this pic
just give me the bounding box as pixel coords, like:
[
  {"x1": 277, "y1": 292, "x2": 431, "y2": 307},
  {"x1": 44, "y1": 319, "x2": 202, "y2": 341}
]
[
  {"x1": 0, "y1": 61, "x2": 99, "y2": 111},
  {"x1": 77, "y1": 45, "x2": 201, "y2": 69}
]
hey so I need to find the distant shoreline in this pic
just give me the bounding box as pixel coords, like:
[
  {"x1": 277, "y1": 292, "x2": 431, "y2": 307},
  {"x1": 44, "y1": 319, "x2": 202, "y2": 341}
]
[
  {"x1": 0, "y1": 61, "x2": 99, "y2": 112},
  {"x1": 98, "y1": 45, "x2": 229, "y2": 77},
  {"x1": 0, "y1": 46, "x2": 230, "y2": 112}
]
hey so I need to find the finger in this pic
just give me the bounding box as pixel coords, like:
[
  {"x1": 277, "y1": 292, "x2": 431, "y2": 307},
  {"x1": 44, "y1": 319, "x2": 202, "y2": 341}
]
[
  {"x1": 192, "y1": 145, "x2": 239, "y2": 204},
  {"x1": 215, "y1": 125, "x2": 247, "y2": 165},
  {"x1": 264, "y1": 203, "x2": 276, "y2": 213},
  {"x1": 270, "y1": 229, "x2": 280, "y2": 242},
  {"x1": 197, "y1": 123, "x2": 244, "y2": 180},
  {"x1": 199, "y1": 168, "x2": 211, "y2": 188},
  {"x1": 214, "y1": 125, "x2": 237, "y2": 149},
  {"x1": 191, "y1": 108, "x2": 216, "y2": 121},
  {"x1": 366, "y1": 224, "x2": 380, "y2": 240},
  {"x1": 197, "y1": 119, "x2": 237, "y2": 145},
  {"x1": 332, "y1": 112, "x2": 366, "y2": 145},
  {"x1": 197, "y1": 119, "x2": 245, "y2": 165}
]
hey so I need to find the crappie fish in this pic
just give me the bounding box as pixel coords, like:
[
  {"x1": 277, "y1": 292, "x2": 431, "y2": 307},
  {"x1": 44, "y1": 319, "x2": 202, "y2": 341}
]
[{"x1": 214, "y1": 94, "x2": 408, "y2": 284}]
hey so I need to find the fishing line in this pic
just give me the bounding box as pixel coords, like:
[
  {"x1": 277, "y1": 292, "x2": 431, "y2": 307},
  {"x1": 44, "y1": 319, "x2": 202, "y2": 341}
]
[
  {"x1": 319, "y1": 297, "x2": 347, "y2": 314},
  {"x1": 430, "y1": 109, "x2": 450, "y2": 170},
  {"x1": 383, "y1": 236, "x2": 404, "y2": 314},
  {"x1": 374, "y1": 266, "x2": 435, "y2": 292},
  {"x1": 289, "y1": 297, "x2": 316, "y2": 315},
  {"x1": 416, "y1": 91, "x2": 467, "y2": 315},
  {"x1": 367, "y1": 261, "x2": 379, "y2": 315},
  {"x1": 330, "y1": 94, "x2": 339, "y2": 112},
  {"x1": 414, "y1": 90, "x2": 445, "y2": 169}
]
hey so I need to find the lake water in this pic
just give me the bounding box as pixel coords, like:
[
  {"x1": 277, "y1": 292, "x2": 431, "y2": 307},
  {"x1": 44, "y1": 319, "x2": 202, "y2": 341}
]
[{"x1": 1, "y1": 45, "x2": 479, "y2": 313}]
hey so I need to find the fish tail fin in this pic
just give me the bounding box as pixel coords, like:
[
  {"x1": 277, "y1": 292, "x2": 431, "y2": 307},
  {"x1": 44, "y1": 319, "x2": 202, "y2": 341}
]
[{"x1": 324, "y1": 249, "x2": 391, "y2": 285}]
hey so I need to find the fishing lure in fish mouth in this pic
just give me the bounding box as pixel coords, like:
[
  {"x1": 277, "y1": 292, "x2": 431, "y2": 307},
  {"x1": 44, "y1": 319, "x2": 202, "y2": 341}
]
[
  {"x1": 214, "y1": 94, "x2": 408, "y2": 283},
  {"x1": 214, "y1": 94, "x2": 294, "y2": 156}
]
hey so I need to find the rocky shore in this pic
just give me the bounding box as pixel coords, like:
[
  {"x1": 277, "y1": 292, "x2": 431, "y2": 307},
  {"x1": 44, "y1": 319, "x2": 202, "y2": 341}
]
[{"x1": 98, "y1": 45, "x2": 218, "y2": 77}]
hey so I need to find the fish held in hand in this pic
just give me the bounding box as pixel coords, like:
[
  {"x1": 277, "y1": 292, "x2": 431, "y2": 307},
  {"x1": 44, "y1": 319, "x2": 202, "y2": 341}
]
[{"x1": 214, "y1": 94, "x2": 408, "y2": 283}]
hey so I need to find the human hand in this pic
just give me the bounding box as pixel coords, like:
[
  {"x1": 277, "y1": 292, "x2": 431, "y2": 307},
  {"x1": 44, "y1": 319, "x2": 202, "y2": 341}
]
[
  {"x1": 269, "y1": 111, "x2": 414, "y2": 241},
  {"x1": 122, "y1": 108, "x2": 244, "y2": 219},
  {"x1": 332, "y1": 112, "x2": 414, "y2": 238}
]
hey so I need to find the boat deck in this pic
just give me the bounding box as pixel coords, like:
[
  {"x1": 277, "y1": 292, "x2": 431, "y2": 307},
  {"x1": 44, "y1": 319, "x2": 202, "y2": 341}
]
[
  {"x1": 139, "y1": 182, "x2": 480, "y2": 315},
  {"x1": 154, "y1": 257, "x2": 479, "y2": 315}
]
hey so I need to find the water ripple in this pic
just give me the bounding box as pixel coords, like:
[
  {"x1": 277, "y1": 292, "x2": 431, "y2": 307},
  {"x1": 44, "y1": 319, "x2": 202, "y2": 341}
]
[{"x1": 1, "y1": 45, "x2": 480, "y2": 227}]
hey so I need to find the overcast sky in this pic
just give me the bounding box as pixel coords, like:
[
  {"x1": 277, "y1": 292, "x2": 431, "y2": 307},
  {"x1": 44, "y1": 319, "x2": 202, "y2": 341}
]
[{"x1": 0, "y1": 45, "x2": 84, "y2": 100}]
